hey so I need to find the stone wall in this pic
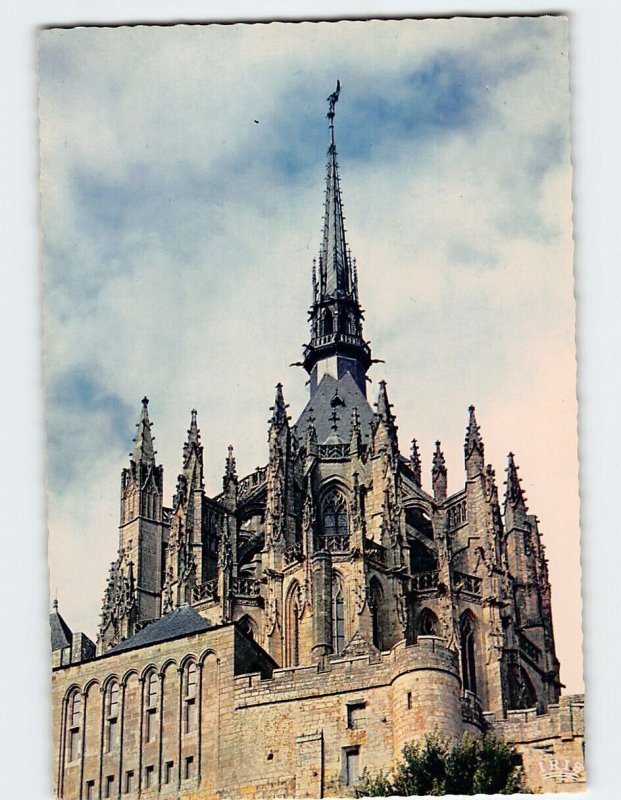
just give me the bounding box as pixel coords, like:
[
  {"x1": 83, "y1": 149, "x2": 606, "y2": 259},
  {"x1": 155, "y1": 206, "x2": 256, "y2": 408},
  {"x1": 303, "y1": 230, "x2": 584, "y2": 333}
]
[
  {"x1": 489, "y1": 694, "x2": 585, "y2": 793},
  {"x1": 52, "y1": 623, "x2": 584, "y2": 799}
]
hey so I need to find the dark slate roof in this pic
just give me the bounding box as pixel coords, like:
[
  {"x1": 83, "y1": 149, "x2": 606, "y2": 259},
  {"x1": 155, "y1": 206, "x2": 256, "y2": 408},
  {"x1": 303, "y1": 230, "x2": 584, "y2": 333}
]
[
  {"x1": 294, "y1": 372, "x2": 375, "y2": 446},
  {"x1": 50, "y1": 608, "x2": 73, "y2": 652},
  {"x1": 107, "y1": 605, "x2": 214, "y2": 655}
]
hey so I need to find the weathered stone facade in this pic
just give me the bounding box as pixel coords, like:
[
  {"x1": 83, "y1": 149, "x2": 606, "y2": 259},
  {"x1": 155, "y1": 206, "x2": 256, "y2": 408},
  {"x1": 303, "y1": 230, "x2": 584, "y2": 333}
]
[{"x1": 51, "y1": 90, "x2": 584, "y2": 796}]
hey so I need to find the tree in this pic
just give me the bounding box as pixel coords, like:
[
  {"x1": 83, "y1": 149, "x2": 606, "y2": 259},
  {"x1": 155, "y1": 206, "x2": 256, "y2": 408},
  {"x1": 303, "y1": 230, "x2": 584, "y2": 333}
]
[{"x1": 355, "y1": 732, "x2": 532, "y2": 796}]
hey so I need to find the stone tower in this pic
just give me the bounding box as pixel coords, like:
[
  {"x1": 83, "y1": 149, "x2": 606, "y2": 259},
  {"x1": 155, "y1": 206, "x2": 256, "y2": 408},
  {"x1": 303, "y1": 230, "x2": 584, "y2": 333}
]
[
  {"x1": 95, "y1": 85, "x2": 562, "y2": 716},
  {"x1": 97, "y1": 398, "x2": 168, "y2": 652}
]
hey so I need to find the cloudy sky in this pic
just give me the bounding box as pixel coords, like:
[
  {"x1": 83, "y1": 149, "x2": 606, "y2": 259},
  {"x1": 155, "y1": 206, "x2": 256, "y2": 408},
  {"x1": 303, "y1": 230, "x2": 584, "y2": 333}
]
[{"x1": 40, "y1": 17, "x2": 581, "y2": 692}]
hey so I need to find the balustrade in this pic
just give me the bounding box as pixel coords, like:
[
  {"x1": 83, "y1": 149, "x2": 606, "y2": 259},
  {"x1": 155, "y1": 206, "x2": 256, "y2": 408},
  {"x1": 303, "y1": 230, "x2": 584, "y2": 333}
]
[
  {"x1": 453, "y1": 571, "x2": 482, "y2": 596},
  {"x1": 518, "y1": 632, "x2": 542, "y2": 663},
  {"x1": 231, "y1": 576, "x2": 262, "y2": 598},
  {"x1": 411, "y1": 570, "x2": 439, "y2": 591},
  {"x1": 317, "y1": 534, "x2": 350, "y2": 554},
  {"x1": 192, "y1": 579, "x2": 218, "y2": 603},
  {"x1": 237, "y1": 466, "x2": 268, "y2": 499},
  {"x1": 283, "y1": 542, "x2": 303, "y2": 565}
]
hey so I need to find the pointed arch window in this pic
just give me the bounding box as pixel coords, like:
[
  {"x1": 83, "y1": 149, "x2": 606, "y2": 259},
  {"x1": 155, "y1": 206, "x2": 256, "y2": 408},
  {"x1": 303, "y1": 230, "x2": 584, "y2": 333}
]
[
  {"x1": 460, "y1": 613, "x2": 477, "y2": 695},
  {"x1": 105, "y1": 681, "x2": 120, "y2": 753},
  {"x1": 332, "y1": 578, "x2": 345, "y2": 656},
  {"x1": 418, "y1": 608, "x2": 439, "y2": 637},
  {"x1": 369, "y1": 578, "x2": 384, "y2": 650},
  {"x1": 286, "y1": 586, "x2": 301, "y2": 667},
  {"x1": 144, "y1": 671, "x2": 159, "y2": 743},
  {"x1": 238, "y1": 614, "x2": 256, "y2": 641},
  {"x1": 183, "y1": 662, "x2": 197, "y2": 734},
  {"x1": 322, "y1": 491, "x2": 349, "y2": 552},
  {"x1": 66, "y1": 689, "x2": 81, "y2": 763},
  {"x1": 323, "y1": 308, "x2": 334, "y2": 336}
]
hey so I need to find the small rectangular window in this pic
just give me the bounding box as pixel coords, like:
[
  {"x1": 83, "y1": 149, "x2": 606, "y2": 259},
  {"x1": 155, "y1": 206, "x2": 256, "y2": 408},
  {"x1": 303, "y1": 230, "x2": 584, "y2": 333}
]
[
  {"x1": 407, "y1": 691, "x2": 412, "y2": 710},
  {"x1": 145, "y1": 708, "x2": 156, "y2": 743},
  {"x1": 164, "y1": 761, "x2": 174, "y2": 784},
  {"x1": 145, "y1": 765, "x2": 154, "y2": 789},
  {"x1": 347, "y1": 701, "x2": 366, "y2": 730},
  {"x1": 68, "y1": 728, "x2": 80, "y2": 762},
  {"x1": 184, "y1": 698, "x2": 197, "y2": 733},
  {"x1": 85, "y1": 780, "x2": 95, "y2": 800},
  {"x1": 344, "y1": 747, "x2": 360, "y2": 787},
  {"x1": 106, "y1": 718, "x2": 118, "y2": 753},
  {"x1": 104, "y1": 775, "x2": 115, "y2": 798},
  {"x1": 184, "y1": 756, "x2": 194, "y2": 781},
  {"x1": 124, "y1": 770, "x2": 134, "y2": 794}
]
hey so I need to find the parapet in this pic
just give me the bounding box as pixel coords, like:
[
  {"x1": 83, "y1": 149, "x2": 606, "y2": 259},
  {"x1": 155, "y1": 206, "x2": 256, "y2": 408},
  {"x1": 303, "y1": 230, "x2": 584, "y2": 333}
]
[{"x1": 234, "y1": 636, "x2": 459, "y2": 705}]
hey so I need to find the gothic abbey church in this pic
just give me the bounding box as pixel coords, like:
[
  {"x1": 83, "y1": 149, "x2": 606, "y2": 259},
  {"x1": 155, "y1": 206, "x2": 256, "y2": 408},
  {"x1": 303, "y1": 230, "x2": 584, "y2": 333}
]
[{"x1": 51, "y1": 90, "x2": 584, "y2": 797}]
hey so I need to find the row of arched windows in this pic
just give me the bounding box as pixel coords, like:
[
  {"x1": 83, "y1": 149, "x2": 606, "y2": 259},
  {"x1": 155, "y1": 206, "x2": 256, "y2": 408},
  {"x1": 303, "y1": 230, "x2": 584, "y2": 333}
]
[
  {"x1": 320, "y1": 308, "x2": 358, "y2": 337},
  {"x1": 63, "y1": 659, "x2": 205, "y2": 767}
]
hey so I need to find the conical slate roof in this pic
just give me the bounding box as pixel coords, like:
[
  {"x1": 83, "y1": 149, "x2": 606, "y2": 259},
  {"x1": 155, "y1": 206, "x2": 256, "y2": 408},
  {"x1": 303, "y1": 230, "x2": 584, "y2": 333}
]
[{"x1": 50, "y1": 602, "x2": 73, "y2": 652}]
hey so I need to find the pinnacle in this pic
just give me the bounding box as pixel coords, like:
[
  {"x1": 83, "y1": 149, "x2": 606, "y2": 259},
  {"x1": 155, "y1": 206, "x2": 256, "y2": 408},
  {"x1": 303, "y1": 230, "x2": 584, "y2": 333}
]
[
  {"x1": 464, "y1": 404, "x2": 484, "y2": 460},
  {"x1": 410, "y1": 438, "x2": 422, "y2": 485},
  {"x1": 432, "y1": 440, "x2": 446, "y2": 471},
  {"x1": 131, "y1": 396, "x2": 156, "y2": 465},
  {"x1": 223, "y1": 444, "x2": 238, "y2": 489},
  {"x1": 504, "y1": 452, "x2": 527, "y2": 511},
  {"x1": 375, "y1": 381, "x2": 395, "y2": 421},
  {"x1": 187, "y1": 408, "x2": 200, "y2": 446},
  {"x1": 269, "y1": 383, "x2": 289, "y2": 428}
]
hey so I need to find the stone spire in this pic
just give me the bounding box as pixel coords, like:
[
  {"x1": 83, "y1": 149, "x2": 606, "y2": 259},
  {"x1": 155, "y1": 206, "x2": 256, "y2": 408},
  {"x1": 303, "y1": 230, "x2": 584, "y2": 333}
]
[
  {"x1": 302, "y1": 83, "x2": 372, "y2": 397},
  {"x1": 504, "y1": 452, "x2": 527, "y2": 512},
  {"x1": 410, "y1": 438, "x2": 422, "y2": 486},
  {"x1": 464, "y1": 404, "x2": 485, "y2": 478},
  {"x1": 432, "y1": 440, "x2": 448, "y2": 502},
  {"x1": 131, "y1": 396, "x2": 156, "y2": 465}
]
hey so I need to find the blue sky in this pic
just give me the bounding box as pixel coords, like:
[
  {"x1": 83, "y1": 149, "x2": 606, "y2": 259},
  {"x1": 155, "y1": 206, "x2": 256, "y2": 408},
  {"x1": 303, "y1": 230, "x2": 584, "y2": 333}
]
[{"x1": 39, "y1": 17, "x2": 581, "y2": 691}]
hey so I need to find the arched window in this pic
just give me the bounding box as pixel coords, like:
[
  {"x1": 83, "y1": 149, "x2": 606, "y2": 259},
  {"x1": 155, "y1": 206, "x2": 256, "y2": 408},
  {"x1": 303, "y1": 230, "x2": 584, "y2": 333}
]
[
  {"x1": 238, "y1": 614, "x2": 256, "y2": 641},
  {"x1": 144, "y1": 671, "x2": 158, "y2": 743},
  {"x1": 286, "y1": 584, "x2": 300, "y2": 667},
  {"x1": 418, "y1": 608, "x2": 439, "y2": 637},
  {"x1": 66, "y1": 689, "x2": 81, "y2": 763},
  {"x1": 323, "y1": 308, "x2": 334, "y2": 336},
  {"x1": 322, "y1": 491, "x2": 349, "y2": 551},
  {"x1": 332, "y1": 577, "x2": 345, "y2": 656},
  {"x1": 460, "y1": 612, "x2": 477, "y2": 695},
  {"x1": 183, "y1": 662, "x2": 197, "y2": 734},
  {"x1": 369, "y1": 578, "x2": 384, "y2": 650},
  {"x1": 104, "y1": 681, "x2": 119, "y2": 753}
]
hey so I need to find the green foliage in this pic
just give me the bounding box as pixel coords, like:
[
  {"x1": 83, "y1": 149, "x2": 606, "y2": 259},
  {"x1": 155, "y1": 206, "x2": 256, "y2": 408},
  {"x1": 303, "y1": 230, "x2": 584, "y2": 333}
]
[{"x1": 355, "y1": 732, "x2": 532, "y2": 796}]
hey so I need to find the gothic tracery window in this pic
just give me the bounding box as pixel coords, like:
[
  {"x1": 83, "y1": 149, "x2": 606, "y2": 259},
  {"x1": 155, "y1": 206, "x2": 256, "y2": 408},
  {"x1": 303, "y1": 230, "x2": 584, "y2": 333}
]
[
  {"x1": 460, "y1": 612, "x2": 477, "y2": 695},
  {"x1": 323, "y1": 490, "x2": 349, "y2": 538}
]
